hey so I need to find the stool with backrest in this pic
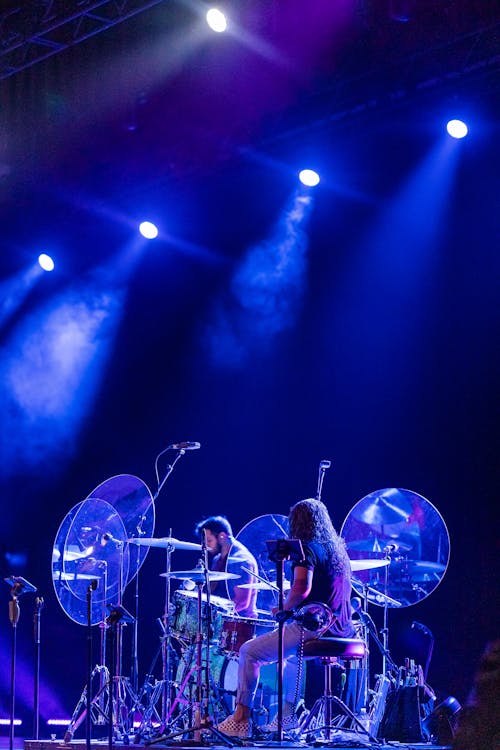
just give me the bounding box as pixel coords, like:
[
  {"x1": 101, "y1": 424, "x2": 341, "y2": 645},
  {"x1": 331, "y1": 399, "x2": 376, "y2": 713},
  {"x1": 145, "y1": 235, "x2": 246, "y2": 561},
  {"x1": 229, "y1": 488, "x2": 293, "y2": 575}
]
[{"x1": 298, "y1": 635, "x2": 380, "y2": 744}]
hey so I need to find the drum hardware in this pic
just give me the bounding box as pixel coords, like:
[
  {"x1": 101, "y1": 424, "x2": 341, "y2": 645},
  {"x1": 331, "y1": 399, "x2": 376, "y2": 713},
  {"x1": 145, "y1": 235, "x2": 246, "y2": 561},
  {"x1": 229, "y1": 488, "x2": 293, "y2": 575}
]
[{"x1": 147, "y1": 545, "x2": 241, "y2": 747}]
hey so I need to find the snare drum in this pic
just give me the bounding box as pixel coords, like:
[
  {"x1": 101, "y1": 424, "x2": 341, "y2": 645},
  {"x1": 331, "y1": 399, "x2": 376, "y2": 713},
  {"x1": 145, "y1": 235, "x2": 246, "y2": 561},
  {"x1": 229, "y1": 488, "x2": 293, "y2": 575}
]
[
  {"x1": 218, "y1": 615, "x2": 275, "y2": 655},
  {"x1": 172, "y1": 589, "x2": 228, "y2": 644}
]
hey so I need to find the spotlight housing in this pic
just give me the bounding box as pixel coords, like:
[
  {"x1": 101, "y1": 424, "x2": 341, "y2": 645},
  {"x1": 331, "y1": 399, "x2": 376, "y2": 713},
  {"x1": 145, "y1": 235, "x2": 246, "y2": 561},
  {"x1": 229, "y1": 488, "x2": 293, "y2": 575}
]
[
  {"x1": 446, "y1": 119, "x2": 468, "y2": 139},
  {"x1": 139, "y1": 221, "x2": 159, "y2": 239},
  {"x1": 206, "y1": 8, "x2": 227, "y2": 32},
  {"x1": 299, "y1": 169, "x2": 320, "y2": 187},
  {"x1": 38, "y1": 253, "x2": 55, "y2": 271}
]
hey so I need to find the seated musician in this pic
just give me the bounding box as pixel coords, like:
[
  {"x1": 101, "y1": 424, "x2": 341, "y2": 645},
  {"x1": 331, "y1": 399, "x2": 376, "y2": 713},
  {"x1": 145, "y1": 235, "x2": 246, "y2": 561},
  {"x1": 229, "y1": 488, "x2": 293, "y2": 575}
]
[
  {"x1": 216, "y1": 498, "x2": 355, "y2": 737},
  {"x1": 195, "y1": 515, "x2": 258, "y2": 618}
]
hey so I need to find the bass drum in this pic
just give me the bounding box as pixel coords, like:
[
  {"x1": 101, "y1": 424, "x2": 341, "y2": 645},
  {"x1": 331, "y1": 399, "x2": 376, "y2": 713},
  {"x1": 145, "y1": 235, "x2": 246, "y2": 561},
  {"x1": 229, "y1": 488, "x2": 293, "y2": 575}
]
[{"x1": 174, "y1": 649, "x2": 278, "y2": 725}]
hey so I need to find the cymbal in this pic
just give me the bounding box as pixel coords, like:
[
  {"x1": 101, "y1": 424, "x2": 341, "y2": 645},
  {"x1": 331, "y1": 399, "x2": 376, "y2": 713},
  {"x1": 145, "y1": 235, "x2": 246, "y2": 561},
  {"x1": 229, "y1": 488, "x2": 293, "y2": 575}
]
[
  {"x1": 238, "y1": 581, "x2": 291, "y2": 591},
  {"x1": 160, "y1": 570, "x2": 240, "y2": 581},
  {"x1": 353, "y1": 489, "x2": 412, "y2": 526},
  {"x1": 350, "y1": 559, "x2": 391, "y2": 571},
  {"x1": 130, "y1": 537, "x2": 202, "y2": 551}
]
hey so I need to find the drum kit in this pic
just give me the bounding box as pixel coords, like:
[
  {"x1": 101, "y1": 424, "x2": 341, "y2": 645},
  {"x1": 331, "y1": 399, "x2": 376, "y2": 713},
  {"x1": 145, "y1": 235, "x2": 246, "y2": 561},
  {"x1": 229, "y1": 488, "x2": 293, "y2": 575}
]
[{"x1": 51, "y1": 471, "x2": 450, "y2": 745}]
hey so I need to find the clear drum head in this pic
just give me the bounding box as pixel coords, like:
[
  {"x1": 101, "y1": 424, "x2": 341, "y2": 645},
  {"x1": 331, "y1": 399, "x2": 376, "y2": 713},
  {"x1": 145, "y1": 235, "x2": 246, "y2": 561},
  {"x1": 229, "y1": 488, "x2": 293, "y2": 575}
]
[
  {"x1": 341, "y1": 488, "x2": 450, "y2": 608},
  {"x1": 230, "y1": 514, "x2": 291, "y2": 616}
]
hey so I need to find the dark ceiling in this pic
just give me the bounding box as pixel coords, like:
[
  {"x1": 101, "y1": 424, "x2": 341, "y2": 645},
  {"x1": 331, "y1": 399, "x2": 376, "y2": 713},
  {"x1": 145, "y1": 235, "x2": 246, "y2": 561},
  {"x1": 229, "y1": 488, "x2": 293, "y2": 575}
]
[{"x1": 0, "y1": 0, "x2": 498, "y2": 728}]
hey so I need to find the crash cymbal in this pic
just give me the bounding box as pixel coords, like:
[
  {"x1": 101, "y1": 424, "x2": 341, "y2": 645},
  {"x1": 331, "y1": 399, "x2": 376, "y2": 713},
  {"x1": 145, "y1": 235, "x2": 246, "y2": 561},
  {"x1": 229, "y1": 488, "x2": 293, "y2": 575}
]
[
  {"x1": 353, "y1": 489, "x2": 412, "y2": 526},
  {"x1": 350, "y1": 559, "x2": 391, "y2": 571},
  {"x1": 130, "y1": 537, "x2": 202, "y2": 551},
  {"x1": 160, "y1": 569, "x2": 240, "y2": 582}
]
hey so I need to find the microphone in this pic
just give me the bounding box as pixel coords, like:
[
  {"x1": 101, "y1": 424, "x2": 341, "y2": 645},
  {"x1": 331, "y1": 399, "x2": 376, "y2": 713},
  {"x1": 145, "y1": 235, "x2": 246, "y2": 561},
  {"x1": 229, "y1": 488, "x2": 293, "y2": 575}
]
[{"x1": 168, "y1": 441, "x2": 201, "y2": 451}]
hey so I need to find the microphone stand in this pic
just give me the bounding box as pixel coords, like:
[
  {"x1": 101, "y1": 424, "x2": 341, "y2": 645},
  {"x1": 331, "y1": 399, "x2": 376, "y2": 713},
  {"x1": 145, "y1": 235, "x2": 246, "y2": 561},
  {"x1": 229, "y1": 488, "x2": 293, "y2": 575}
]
[
  {"x1": 315, "y1": 459, "x2": 331, "y2": 502},
  {"x1": 33, "y1": 597, "x2": 45, "y2": 741},
  {"x1": 4, "y1": 576, "x2": 37, "y2": 750},
  {"x1": 151, "y1": 448, "x2": 186, "y2": 732}
]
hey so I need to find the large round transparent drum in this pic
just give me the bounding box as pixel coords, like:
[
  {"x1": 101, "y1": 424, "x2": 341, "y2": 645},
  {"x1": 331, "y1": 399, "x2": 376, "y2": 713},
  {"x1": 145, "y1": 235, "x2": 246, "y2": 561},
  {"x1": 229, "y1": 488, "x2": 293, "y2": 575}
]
[
  {"x1": 229, "y1": 514, "x2": 291, "y2": 616},
  {"x1": 341, "y1": 488, "x2": 450, "y2": 608},
  {"x1": 52, "y1": 474, "x2": 154, "y2": 625}
]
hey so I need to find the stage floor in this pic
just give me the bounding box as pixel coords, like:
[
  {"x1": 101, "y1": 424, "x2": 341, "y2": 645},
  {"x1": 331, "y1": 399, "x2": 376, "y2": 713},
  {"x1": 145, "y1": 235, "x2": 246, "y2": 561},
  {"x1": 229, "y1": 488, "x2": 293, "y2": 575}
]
[{"x1": 23, "y1": 739, "x2": 452, "y2": 750}]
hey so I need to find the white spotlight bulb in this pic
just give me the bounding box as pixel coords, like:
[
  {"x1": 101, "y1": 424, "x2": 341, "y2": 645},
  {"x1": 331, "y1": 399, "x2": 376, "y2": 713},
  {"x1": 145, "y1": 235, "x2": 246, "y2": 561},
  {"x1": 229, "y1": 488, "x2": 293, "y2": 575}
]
[
  {"x1": 299, "y1": 169, "x2": 320, "y2": 187},
  {"x1": 139, "y1": 221, "x2": 159, "y2": 239},
  {"x1": 38, "y1": 253, "x2": 55, "y2": 271},
  {"x1": 206, "y1": 8, "x2": 227, "y2": 32},
  {"x1": 446, "y1": 119, "x2": 468, "y2": 139}
]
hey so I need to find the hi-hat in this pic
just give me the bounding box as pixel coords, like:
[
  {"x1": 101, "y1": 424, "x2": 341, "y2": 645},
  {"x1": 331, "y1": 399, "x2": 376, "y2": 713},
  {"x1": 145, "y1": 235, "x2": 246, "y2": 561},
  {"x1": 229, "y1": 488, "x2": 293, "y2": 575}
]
[
  {"x1": 349, "y1": 559, "x2": 391, "y2": 571},
  {"x1": 160, "y1": 569, "x2": 240, "y2": 582},
  {"x1": 130, "y1": 537, "x2": 202, "y2": 551}
]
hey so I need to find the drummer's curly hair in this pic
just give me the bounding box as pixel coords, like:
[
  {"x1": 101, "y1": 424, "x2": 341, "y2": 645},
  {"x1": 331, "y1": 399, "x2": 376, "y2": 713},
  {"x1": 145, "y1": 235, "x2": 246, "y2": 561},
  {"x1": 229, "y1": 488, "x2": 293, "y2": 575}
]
[{"x1": 289, "y1": 498, "x2": 349, "y2": 572}]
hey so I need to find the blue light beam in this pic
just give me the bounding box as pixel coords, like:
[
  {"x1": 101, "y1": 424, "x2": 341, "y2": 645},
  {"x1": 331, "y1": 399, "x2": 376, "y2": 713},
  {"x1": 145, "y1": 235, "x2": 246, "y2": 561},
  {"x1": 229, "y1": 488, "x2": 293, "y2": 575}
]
[{"x1": 205, "y1": 189, "x2": 314, "y2": 367}]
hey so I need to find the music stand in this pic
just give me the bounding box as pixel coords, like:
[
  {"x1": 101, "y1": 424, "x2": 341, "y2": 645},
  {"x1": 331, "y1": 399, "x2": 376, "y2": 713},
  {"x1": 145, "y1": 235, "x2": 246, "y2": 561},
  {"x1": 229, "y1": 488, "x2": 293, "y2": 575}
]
[{"x1": 265, "y1": 539, "x2": 304, "y2": 744}]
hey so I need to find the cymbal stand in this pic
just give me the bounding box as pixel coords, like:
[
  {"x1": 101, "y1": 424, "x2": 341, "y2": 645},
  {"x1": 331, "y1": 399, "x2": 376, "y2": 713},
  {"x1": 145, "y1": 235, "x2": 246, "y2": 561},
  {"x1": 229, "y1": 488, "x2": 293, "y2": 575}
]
[
  {"x1": 380, "y1": 546, "x2": 399, "y2": 677},
  {"x1": 64, "y1": 565, "x2": 110, "y2": 744},
  {"x1": 147, "y1": 559, "x2": 236, "y2": 747}
]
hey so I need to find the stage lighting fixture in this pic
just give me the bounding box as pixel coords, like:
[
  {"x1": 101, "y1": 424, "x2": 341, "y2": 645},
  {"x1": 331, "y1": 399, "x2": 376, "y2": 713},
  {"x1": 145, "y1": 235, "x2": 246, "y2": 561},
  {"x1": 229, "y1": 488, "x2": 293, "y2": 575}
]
[
  {"x1": 206, "y1": 7, "x2": 227, "y2": 32},
  {"x1": 299, "y1": 169, "x2": 320, "y2": 187},
  {"x1": 38, "y1": 253, "x2": 55, "y2": 271},
  {"x1": 139, "y1": 221, "x2": 159, "y2": 239},
  {"x1": 446, "y1": 119, "x2": 468, "y2": 139}
]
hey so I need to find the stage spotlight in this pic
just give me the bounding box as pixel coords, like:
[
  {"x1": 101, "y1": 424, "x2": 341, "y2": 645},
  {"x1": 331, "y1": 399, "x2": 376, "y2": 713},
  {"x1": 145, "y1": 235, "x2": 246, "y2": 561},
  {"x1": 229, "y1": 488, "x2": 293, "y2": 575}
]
[
  {"x1": 139, "y1": 221, "x2": 159, "y2": 239},
  {"x1": 446, "y1": 119, "x2": 468, "y2": 139},
  {"x1": 299, "y1": 169, "x2": 320, "y2": 187},
  {"x1": 38, "y1": 253, "x2": 55, "y2": 271},
  {"x1": 206, "y1": 7, "x2": 227, "y2": 32}
]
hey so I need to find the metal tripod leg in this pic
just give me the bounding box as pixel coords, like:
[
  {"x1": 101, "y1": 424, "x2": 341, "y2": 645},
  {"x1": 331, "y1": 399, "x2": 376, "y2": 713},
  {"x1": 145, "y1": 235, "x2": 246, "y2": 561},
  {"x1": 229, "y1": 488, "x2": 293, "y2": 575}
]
[{"x1": 64, "y1": 665, "x2": 109, "y2": 743}]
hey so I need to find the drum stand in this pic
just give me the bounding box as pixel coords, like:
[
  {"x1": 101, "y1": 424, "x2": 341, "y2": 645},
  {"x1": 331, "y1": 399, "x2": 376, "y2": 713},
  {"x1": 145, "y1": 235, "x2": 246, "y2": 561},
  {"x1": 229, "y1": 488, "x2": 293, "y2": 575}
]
[{"x1": 147, "y1": 557, "x2": 237, "y2": 747}]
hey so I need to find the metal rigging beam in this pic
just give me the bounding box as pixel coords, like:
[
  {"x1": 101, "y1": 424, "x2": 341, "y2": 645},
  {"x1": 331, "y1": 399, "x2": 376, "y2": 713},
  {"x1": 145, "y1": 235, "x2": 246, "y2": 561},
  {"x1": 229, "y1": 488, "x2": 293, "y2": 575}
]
[{"x1": 0, "y1": 0, "x2": 168, "y2": 81}]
